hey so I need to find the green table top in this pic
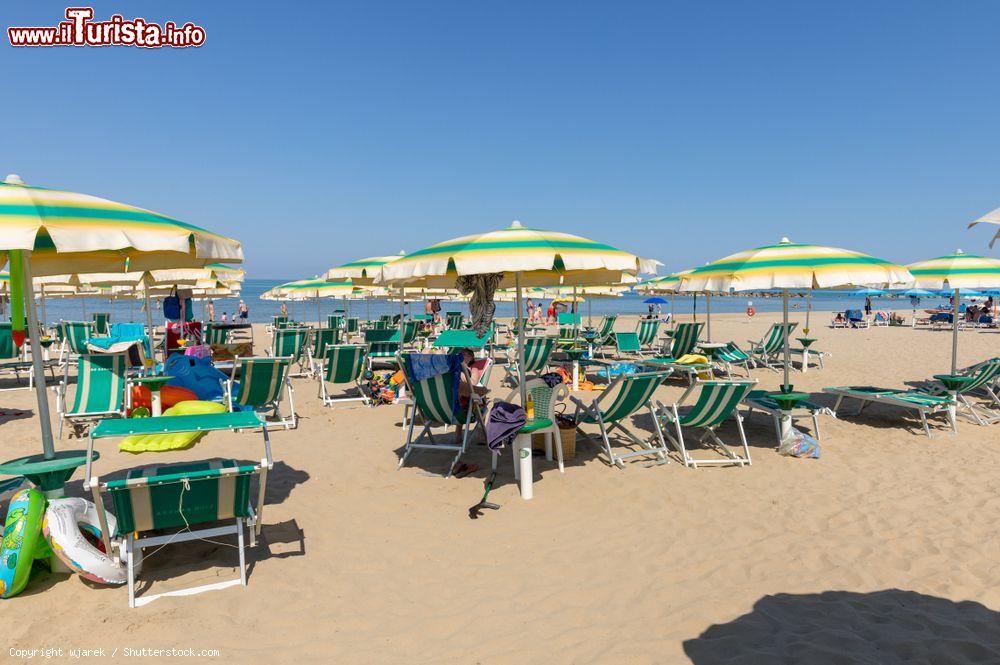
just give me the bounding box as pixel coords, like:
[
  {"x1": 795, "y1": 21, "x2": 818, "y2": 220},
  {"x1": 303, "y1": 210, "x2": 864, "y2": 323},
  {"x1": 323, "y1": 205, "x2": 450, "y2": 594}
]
[
  {"x1": 0, "y1": 450, "x2": 99, "y2": 476},
  {"x1": 796, "y1": 337, "x2": 817, "y2": 347},
  {"x1": 933, "y1": 374, "x2": 975, "y2": 391},
  {"x1": 519, "y1": 418, "x2": 553, "y2": 433},
  {"x1": 766, "y1": 391, "x2": 810, "y2": 410},
  {"x1": 91, "y1": 411, "x2": 264, "y2": 439},
  {"x1": 434, "y1": 329, "x2": 491, "y2": 349},
  {"x1": 131, "y1": 375, "x2": 174, "y2": 389}
]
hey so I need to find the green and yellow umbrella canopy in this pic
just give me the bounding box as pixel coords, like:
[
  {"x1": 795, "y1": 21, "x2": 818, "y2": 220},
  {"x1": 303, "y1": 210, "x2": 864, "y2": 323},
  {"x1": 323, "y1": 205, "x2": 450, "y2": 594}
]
[
  {"x1": 378, "y1": 221, "x2": 659, "y2": 289},
  {"x1": 324, "y1": 252, "x2": 407, "y2": 284},
  {"x1": 636, "y1": 270, "x2": 695, "y2": 294},
  {"x1": 677, "y1": 238, "x2": 912, "y2": 292},
  {"x1": 264, "y1": 278, "x2": 363, "y2": 300},
  {"x1": 906, "y1": 250, "x2": 1000, "y2": 289},
  {"x1": 0, "y1": 174, "x2": 243, "y2": 276}
]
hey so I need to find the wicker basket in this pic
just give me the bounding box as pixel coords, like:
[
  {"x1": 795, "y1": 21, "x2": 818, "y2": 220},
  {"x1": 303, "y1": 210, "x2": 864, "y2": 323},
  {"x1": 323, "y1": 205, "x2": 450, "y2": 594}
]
[{"x1": 531, "y1": 419, "x2": 578, "y2": 459}]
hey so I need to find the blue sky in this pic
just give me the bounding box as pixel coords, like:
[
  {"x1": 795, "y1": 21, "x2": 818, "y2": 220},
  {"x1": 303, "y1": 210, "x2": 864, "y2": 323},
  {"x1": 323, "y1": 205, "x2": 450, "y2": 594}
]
[{"x1": 3, "y1": 1, "x2": 999, "y2": 278}]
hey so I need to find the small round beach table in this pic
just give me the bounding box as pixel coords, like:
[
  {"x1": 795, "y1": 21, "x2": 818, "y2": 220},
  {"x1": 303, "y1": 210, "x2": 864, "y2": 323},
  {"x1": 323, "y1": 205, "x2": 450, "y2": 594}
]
[
  {"x1": 933, "y1": 374, "x2": 974, "y2": 428},
  {"x1": 131, "y1": 375, "x2": 174, "y2": 417},
  {"x1": 766, "y1": 390, "x2": 809, "y2": 441}
]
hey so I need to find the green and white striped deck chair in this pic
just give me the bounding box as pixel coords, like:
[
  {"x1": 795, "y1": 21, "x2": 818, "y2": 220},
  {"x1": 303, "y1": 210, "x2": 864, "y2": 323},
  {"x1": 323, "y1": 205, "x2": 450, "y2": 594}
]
[
  {"x1": 326, "y1": 314, "x2": 345, "y2": 330},
  {"x1": 94, "y1": 458, "x2": 266, "y2": 608},
  {"x1": 748, "y1": 322, "x2": 797, "y2": 370},
  {"x1": 613, "y1": 331, "x2": 644, "y2": 358},
  {"x1": 446, "y1": 312, "x2": 464, "y2": 330},
  {"x1": 228, "y1": 356, "x2": 297, "y2": 429},
  {"x1": 667, "y1": 322, "x2": 703, "y2": 359},
  {"x1": 365, "y1": 328, "x2": 401, "y2": 367},
  {"x1": 58, "y1": 320, "x2": 94, "y2": 366},
  {"x1": 92, "y1": 312, "x2": 111, "y2": 336},
  {"x1": 504, "y1": 336, "x2": 555, "y2": 386},
  {"x1": 346, "y1": 317, "x2": 360, "y2": 338},
  {"x1": 398, "y1": 354, "x2": 485, "y2": 476},
  {"x1": 636, "y1": 319, "x2": 659, "y2": 353},
  {"x1": 56, "y1": 352, "x2": 129, "y2": 438},
  {"x1": 307, "y1": 328, "x2": 342, "y2": 375},
  {"x1": 272, "y1": 315, "x2": 288, "y2": 328},
  {"x1": 0, "y1": 322, "x2": 37, "y2": 391},
  {"x1": 656, "y1": 380, "x2": 757, "y2": 468},
  {"x1": 713, "y1": 342, "x2": 754, "y2": 378},
  {"x1": 270, "y1": 327, "x2": 308, "y2": 377},
  {"x1": 556, "y1": 325, "x2": 579, "y2": 350},
  {"x1": 591, "y1": 315, "x2": 618, "y2": 357},
  {"x1": 743, "y1": 389, "x2": 833, "y2": 446},
  {"x1": 823, "y1": 386, "x2": 955, "y2": 437},
  {"x1": 318, "y1": 344, "x2": 369, "y2": 406},
  {"x1": 923, "y1": 358, "x2": 1000, "y2": 425},
  {"x1": 204, "y1": 323, "x2": 230, "y2": 346},
  {"x1": 570, "y1": 371, "x2": 672, "y2": 468},
  {"x1": 397, "y1": 320, "x2": 419, "y2": 347}
]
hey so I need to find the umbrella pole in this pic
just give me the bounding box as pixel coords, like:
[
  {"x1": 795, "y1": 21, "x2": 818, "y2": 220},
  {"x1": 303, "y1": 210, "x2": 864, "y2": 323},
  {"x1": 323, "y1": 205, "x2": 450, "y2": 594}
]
[
  {"x1": 587, "y1": 295, "x2": 592, "y2": 327},
  {"x1": 573, "y1": 285, "x2": 579, "y2": 339},
  {"x1": 143, "y1": 279, "x2": 155, "y2": 369},
  {"x1": 81, "y1": 294, "x2": 87, "y2": 320},
  {"x1": 40, "y1": 287, "x2": 47, "y2": 328},
  {"x1": 514, "y1": 271, "x2": 533, "y2": 500},
  {"x1": 706, "y1": 293, "x2": 712, "y2": 342},
  {"x1": 316, "y1": 296, "x2": 321, "y2": 328},
  {"x1": 670, "y1": 293, "x2": 675, "y2": 326},
  {"x1": 21, "y1": 252, "x2": 56, "y2": 459},
  {"x1": 806, "y1": 289, "x2": 812, "y2": 331},
  {"x1": 783, "y1": 289, "x2": 791, "y2": 390},
  {"x1": 952, "y1": 287, "x2": 960, "y2": 375}
]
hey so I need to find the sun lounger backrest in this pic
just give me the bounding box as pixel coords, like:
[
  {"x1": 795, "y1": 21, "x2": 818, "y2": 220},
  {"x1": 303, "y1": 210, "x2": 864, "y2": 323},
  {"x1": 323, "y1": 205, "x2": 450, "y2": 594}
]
[
  {"x1": 312, "y1": 329, "x2": 341, "y2": 360},
  {"x1": 0, "y1": 323, "x2": 19, "y2": 361},
  {"x1": 962, "y1": 359, "x2": 1000, "y2": 392},
  {"x1": 716, "y1": 343, "x2": 750, "y2": 363},
  {"x1": 762, "y1": 322, "x2": 796, "y2": 355},
  {"x1": 670, "y1": 322, "x2": 703, "y2": 358},
  {"x1": 272, "y1": 328, "x2": 307, "y2": 362},
  {"x1": 636, "y1": 320, "x2": 659, "y2": 346},
  {"x1": 446, "y1": 312, "x2": 464, "y2": 330},
  {"x1": 406, "y1": 364, "x2": 461, "y2": 426},
  {"x1": 92, "y1": 313, "x2": 110, "y2": 336},
  {"x1": 599, "y1": 372, "x2": 668, "y2": 423},
  {"x1": 522, "y1": 337, "x2": 554, "y2": 373},
  {"x1": 327, "y1": 314, "x2": 344, "y2": 330},
  {"x1": 399, "y1": 320, "x2": 419, "y2": 345},
  {"x1": 681, "y1": 381, "x2": 754, "y2": 428},
  {"x1": 234, "y1": 357, "x2": 289, "y2": 407},
  {"x1": 323, "y1": 344, "x2": 367, "y2": 384},
  {"x1": 595, "y1": 315, "x2": 617, "y2": 343},
  {"x1": 615, "y1": 332, "x2": 642, "y2": 354},
  {"x1": 61, "y1": 321, "x2": 93, "y2": 355},
  {"x1": 107, "y1": 459, "x2": 257, "y2": 534},
  {"x1": 204, "y1": 324, "x2": 229, "y2": 346},
  {"x1": 71, "y1": 352, "x2": 127, "y2": 415},
  {"x1": 557, "y1": 326, "x2": 577, "y2": 342}
]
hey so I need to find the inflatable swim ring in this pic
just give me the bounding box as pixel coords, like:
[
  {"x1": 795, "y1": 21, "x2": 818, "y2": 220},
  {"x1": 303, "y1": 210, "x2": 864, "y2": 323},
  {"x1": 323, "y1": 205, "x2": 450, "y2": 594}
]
[
  {"x1": 129, "y1": 384, "x2": 198, "y2": 414},
  {"x1": 43, "y1": 498, "x2": 137, "y2": 585},
  {"x1": 1, "y1": 488, "x2": 46, "y2": 598},
  {"x1": 119, "y1": 400, "x2": 227, "y2": 453}
]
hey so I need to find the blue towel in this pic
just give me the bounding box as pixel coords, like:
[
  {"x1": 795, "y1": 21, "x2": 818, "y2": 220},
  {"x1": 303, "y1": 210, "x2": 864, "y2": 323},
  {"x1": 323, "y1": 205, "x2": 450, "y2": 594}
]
[
  {"x1": 405, "y1": 353, "x2": 464, "y2": 416},
  {"x1": 90, "y1": 322, "x2": 151, "y2": 357}
]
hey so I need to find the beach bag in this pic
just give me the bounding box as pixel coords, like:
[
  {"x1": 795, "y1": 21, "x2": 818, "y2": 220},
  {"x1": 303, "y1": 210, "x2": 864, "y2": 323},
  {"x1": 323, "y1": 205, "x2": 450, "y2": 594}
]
[
  {"x1": 778, "y1": 427, "x2": 820, "y2": 458},
  {"x1": 163, "y1": 295, "x2": 181, "y2": 320}
]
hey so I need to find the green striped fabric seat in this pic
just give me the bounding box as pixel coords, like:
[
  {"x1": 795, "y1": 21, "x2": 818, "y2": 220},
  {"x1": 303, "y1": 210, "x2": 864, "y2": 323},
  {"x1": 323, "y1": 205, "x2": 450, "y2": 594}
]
[
  {"x1": 614, "y1": 332, "x2": 642, "y2": 355},
  {"x1": 446, "y1": 312, "x2": 464, "y2": 330},
  {"x1": 750, "y1": 323, "x2": 797, "y2": 367},
  {"x1": 0, "y1": 323, "x2": 23, "y2": 361},
  {"x1": 824, "y1": 386, "x2": 954, "y2": 437},
  {"x1": 346, "y1": 317, "x2": 359, "y2": 334},
  {"x1": 956, "y1": 359, "x2": 1000, "y2": 394},
  {"x1": 92, "y1": 313, "x2": 111, "y2": 336},
  {"x1": 108, "y1": 459, "x2": 255, "y2": 534},
  {"x1": 231, "y1": 357, "x2": 296, "y2": 429},
  {"x1": 556, "y1": 325, "x2": 578, "y2": 347},
  {"x1": 60, "y1": 321, "x2": 93, "y2": 355},
  {"x1": 571, "y1": 371, "x2": 671, "y2": 468},
  {"x1": 395, "y1": 320, "x2": 419, "y2": 346},
  {"x1": 309, "y1": 328, "x2": 341, "y2": 364},
  {"x1": 320, "y1": 344, "x2": 369, "y2": 406},
  {"x1": 505, "y1": 337, "x2": 555, "y2": 385},
  {"x1": 557, "y1": 312, "x2": 581, "y2": 326},
  {"x1": 367, "y1": 341, "x2": 401, "y2": 360},
  {"x1": 205, "y1": 324, "x2": 230, "y2": 346},
  {"x1": 659, "y1": 380, "x2": 756, "y2": 468},
  {"x1": 594, "y1": 315, "x2": 617, "y2": 345},
  {"x1": 0, "y1": 323, "x2": 34, "y2": 390},
  {"x1": 272, "y1": 315, "x2": 288, "y2": 328},
  {"x1": 636, "y1": 320, "x2": 659, "y2": 348},
  {"x1": 271, "y1": 328, "x2": 307, "y2": 363},
  {"x1": 327, "y1": 314, "x2": 344, "y2": 330},
  {"x1": 58, "y1": 352, "x2": 128, "y2": 437},
  {"x1": 668, "y1": 322, "x2": 703, "y2": 358},
  {"x1": 408, "y1": 368, "x2": 462, "y2": 426},
  {"x1": 372, "y1": 319, "x2": 388, "y2": 330},
  {"x1": 712, "y1": 342, "x2": 753, "y2": 377}
]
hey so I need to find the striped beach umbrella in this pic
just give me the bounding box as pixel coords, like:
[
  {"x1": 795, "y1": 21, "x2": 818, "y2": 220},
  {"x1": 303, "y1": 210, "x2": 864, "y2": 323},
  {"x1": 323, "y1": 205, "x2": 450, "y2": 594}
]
[
  {"x1": 680, "y1": 238, "x2": 912, "y2": 390},
  {"x1": 907, "y1": 250, "x2": 1000, "y2": 373},
  {"x1": 265, "y1": 278, "x2": 365, "y2": 325},
  {"x1": 324, "y1": 252, "x2": 407, "y2": 284},
  {"x1": 0, "y1": 173, "x2": 243, "y2": 470},
  {"x1": 968, "y1": 207, "x2": 1000, "y2": 247}
]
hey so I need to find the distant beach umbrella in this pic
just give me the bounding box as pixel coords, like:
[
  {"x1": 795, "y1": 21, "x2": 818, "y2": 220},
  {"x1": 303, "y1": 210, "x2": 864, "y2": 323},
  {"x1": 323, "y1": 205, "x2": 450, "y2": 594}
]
[{"x1": 907, "y1": 250, "x2": 1000, "y2": 373}]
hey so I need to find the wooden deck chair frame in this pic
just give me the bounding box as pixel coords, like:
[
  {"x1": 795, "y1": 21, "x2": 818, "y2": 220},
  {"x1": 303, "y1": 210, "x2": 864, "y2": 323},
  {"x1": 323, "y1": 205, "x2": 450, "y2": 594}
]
[
  {"x1": 570, "y1": 371, "x2": 672, "y2": 469},
  {"x1": 656, "y1": 379, "x2": 757, "y2": 468},
  {"x1": 397, "y1": 358, "x2": 486, "y2": 477},
  {"x1": 318, "y1": 344, "x2": 369, "y2": 406},
  {"x1": 227, "y1": 356, "x2": 297, "y2": 430},
  {"x1": 55, "y1": 351, "x2": 130, "y2": 439}
]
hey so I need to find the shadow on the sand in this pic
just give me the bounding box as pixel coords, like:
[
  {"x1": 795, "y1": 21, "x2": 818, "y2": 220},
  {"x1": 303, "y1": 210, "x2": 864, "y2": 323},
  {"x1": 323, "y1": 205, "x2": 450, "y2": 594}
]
[
  {"x1": 0, "y1": 407, "x2": 34, "y2": 426},
  {"x1": 683, "y1": 589, "x2": 1000, "y2": 665}
]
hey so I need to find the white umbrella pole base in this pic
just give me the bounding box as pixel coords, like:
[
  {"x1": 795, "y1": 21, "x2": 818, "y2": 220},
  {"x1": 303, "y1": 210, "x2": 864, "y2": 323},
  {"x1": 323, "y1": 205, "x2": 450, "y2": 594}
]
[{"x1": 512, "y1": 433, "x2": 534, "y2": 500}]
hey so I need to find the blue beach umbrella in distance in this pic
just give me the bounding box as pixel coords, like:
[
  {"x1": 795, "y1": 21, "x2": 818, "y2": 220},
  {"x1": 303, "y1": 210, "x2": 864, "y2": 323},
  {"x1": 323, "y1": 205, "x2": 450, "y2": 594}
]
[
  {"x1": 846, "y1": 287, "x2": 887, "y2": 297},
  {"x1": 643, "y1": 297, "x2": 668, "y2": 304}
]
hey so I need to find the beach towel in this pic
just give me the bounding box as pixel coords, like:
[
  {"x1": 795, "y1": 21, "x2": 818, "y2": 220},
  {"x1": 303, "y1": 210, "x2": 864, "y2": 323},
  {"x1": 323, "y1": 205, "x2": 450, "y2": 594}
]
[
  {"x1": 405, "y1": 353, "x2": 463, "y2": 416},
  {"x1": 456, "y1": 273, "x2": 504, "y2": 336},
  {"x1": 485, "y1": 400, "x2": 526, "y2": 452}
]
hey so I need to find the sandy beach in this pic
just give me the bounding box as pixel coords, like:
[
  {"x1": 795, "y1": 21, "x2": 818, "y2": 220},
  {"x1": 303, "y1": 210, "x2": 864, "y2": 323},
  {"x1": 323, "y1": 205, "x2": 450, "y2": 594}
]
[{"x1": 4, "y1": 311, "x2": 1000, "y2": 663}]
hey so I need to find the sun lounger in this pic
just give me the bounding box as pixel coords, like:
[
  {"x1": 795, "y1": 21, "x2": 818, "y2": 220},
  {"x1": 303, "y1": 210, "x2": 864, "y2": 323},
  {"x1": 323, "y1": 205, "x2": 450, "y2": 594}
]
[
  {"x1": 55, "y1": 352, "x2": 130, "y2": 438},
  {"x1": 665, "y1": 322, "x2": 703, "y2": 358},
  {"x1": 712, "y1": 342, "x2": 754, "y2": 378},
  {"x1": 921, "y1": 358, "x2": 1000, "y2": 425},
  {"x1": 227, "y1": 356, "x2": 296, "y2": 429},
  {"x1": 0, "y1": 322, "x2": 40, "y2": 391},
  {"x1": 57, "y1": 320, "x2": 94, "y2": 366},
  {"x1": 656, "y1": 379, "x2": 757, "y2": 467},
  {"x1": 748, "y1": 322, "x2": 797, "y2": 370},
  {"x1": 318, "y1": 344, "x2": 369, "y2": 406},
  {"x1": 570, "y1": 371, "x2": 671, "y2": 468},
  {"x1": 306, "y1": 328, "x2": 342, "y2": 376},
  {"x1": 269, "y1": 327, "x2": 309, "y2": 377},
  {"x1": 823, "y1": 386, "x2": 955, "y2": 437},
  {"x1": 742, "y1": 389, "x2": 833, "y2": 446},
  {"x1": 636, "y1": 319, "x2": 659, "y2": 353},
  {"x1": 640, "y1": 355, "x2": 713, "y2": 384},
  {"x1": 504, "y1": 336, "x2": 554, "y2": 386}
]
